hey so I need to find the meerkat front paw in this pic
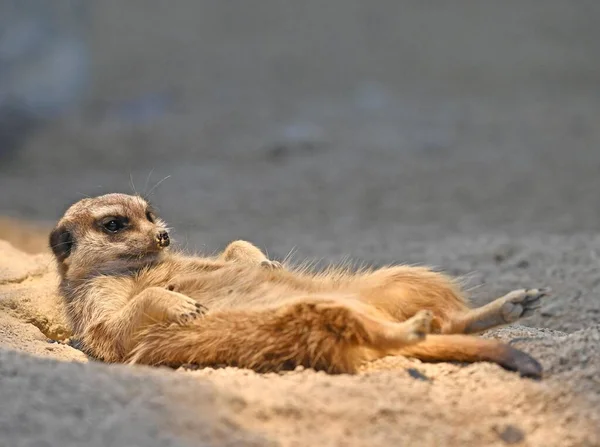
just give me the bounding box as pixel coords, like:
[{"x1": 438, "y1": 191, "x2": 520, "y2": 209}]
[
  {"x1": 260, "y1": 260, "x2": 283, "y2": 270},
  {"x1": 164, "y1": 294, "x2": 208, "y2": 324}
]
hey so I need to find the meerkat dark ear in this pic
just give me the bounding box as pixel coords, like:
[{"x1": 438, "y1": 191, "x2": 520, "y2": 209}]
[{"x1": 49, "y1": 225, "x2": 73, "y2": 262}]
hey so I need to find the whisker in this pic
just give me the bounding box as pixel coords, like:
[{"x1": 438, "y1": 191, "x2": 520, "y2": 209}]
[
  {"x1": 129, "y1": 172, "x2": 138, "y2": 196},
  {"x1": 143, "y1": 168, "x2": 156, "y2": 199},
  {"x1": 146, "y1": 175, "x2": 172, "y2": 198}
]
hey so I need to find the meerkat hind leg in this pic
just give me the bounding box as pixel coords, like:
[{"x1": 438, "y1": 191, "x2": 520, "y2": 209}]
[
  {"x1": 129, "y1": 299, "x2": 433, "y2": 373},
  {"x1": 449, "y1": 288, "x2": 550, "y2": 334},
  {"x1": 220, "y1": 240, "x2": 282, "y2": 269}
]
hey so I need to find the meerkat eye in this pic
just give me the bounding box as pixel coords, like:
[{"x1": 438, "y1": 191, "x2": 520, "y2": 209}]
[
  {"x1": 146, "y1": 210, "x2": 155, "y2": 223},
  {"x1": 104, "y1": 220, "x2": 120, "y2": 232},
  {"x1": 101, "y1": 217, "x2": 127, "y2": 233}
]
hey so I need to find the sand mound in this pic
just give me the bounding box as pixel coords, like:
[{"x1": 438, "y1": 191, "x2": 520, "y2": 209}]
[{"x1": 1, "y1": 238, "x2": 598, "y2": 447}]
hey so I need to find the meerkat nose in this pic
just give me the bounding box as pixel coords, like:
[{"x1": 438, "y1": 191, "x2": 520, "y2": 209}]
[{"x1": 156, "y1": 230, "x2": 170, "y2": 247}]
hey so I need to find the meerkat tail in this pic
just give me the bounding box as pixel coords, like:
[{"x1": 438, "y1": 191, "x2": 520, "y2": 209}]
[{"x1": 395, "y1": 335, "x2": 542, "y2": 379}]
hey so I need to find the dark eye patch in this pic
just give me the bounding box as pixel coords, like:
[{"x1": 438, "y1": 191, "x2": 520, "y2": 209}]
[{"x1": 146, "y1": 210, "x2": 156, "y2": 223}]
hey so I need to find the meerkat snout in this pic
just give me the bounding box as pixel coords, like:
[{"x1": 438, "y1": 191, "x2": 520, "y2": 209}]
[{"x1": 156, "y1": 230, "x2": 170, "y2": 248}]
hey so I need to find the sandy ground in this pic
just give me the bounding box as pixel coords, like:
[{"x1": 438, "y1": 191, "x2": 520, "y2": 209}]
[
  {"x1": 1, "y1": 237, "x2": 600, "y2": 447},
  {"x1": 1, "y1": 2, "x2": 600, "y2": 446}
]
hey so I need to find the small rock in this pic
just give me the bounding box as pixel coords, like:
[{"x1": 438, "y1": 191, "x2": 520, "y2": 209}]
[
  {"x1": 407, "y1": 368, "x2": 430, "y2": 381},
  {"x1": 496, "y1": 424, "x2": 525, "y2": 444},
  {"x1": 494, "y1": 253, "x2": 506, "y2": 263}
]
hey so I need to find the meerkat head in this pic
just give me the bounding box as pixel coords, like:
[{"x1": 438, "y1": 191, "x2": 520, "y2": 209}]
[{"x1": 49, "y1": 193, "x2": 170, "y2": 279}]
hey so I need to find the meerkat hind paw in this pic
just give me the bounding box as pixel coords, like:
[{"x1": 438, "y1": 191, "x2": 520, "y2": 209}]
[
  {"x1": 405, "y1": 310, "x2": 433, "y2": 341},
  {"x1": 500, "y1": 288, "x2": 550, "y2": 323}
]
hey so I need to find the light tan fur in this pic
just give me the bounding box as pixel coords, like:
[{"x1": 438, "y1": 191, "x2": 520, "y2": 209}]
[{"x1": 50, "y1": 193, "x2": 549, "y2": 378}]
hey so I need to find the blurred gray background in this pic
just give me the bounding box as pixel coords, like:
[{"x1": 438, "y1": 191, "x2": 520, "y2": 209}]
[{"x1": 1, "y1": 1, "x2": 600, "y2": 271}]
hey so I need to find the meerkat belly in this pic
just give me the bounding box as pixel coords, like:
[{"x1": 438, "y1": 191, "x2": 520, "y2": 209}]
[
  {"x1": 168, "y1": 264, "x2": 353, "y2": 310},
  {"x1": 176, "y1": 275, "x2": 308, "y2": 309}
]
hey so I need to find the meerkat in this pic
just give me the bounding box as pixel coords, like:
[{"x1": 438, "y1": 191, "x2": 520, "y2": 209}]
[{"x1": 49, "y1": 193, "x2": 549, "y2": 377}]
